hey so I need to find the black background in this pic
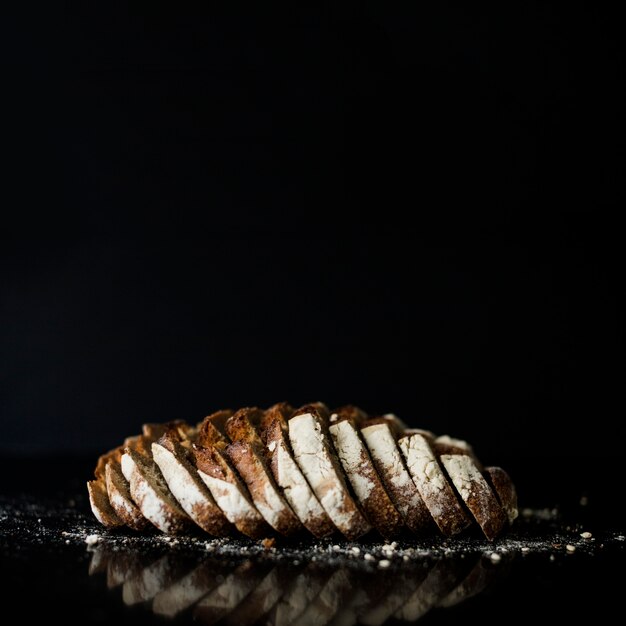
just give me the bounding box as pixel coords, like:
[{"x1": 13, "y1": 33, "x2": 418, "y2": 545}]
[{"x1": 1, "y1": 4, "x2": 623, "y2": 498}]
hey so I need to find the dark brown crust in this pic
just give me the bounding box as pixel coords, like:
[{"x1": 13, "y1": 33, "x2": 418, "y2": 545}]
[
  {"x1": 224, "y1": 410, "x2": 302, "y2": 537},
  {"x1": 440, "y1": 454, "x2": 507, "y2": 541},
  {"x1": 292, "y1": 402, "x2": 331, "y2": 422},
  {"x1": 105, "y1": 460, "x2": 149, "y2": 531},
  {"x1": 192, "y1": 444, "x2": 271, "y2": 539},
  {"x1": 95, "y1": 446, "x2": 123, "y2": 480},
  {"x1": 196, "y1": 410, "x2": 232, "y2": 448},
  {"x1": 154, "y1": 431, "x2": 233, "y2": 536},
  {"x1": 258, "y1": 401, "x2": 293, "y2": 443},
  {"x1": 361, "y1": 416, "x2": 405, "y2": 440},
  {"x1": 329, "y1": 418, "x2": 403, "y2": 539},
  {"x1": 484, "y1": 466, "x2": 518, "y2": 525},
  {"x1": 330, "y1": 405, "x2": 369, "y2": 426}
]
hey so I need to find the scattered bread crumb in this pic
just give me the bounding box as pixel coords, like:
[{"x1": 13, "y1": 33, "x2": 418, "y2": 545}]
[{"x1": 261, "y1": 537, "x2": 275, "y2": 550}]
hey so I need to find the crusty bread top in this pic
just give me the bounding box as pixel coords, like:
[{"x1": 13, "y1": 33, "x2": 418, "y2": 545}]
[
  {"x1": 329, "y1": 405, "x2": 369, "y2": 426},
  {"x1": 225, "y1": 407, "x2": 265, "y2": 446},
  {"x1": 196, "y1": 410, "x2": 232, "y2": 449},
  {"x1": 259, "y1": 402, "x2": 293, "y2": 442},
  {"x1": 95, "y1": 446, "x2": 123, "y2": 480}
]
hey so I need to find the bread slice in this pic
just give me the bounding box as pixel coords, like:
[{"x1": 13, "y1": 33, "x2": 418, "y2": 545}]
[
  {"x1": 105, "y1": 458, "x2": 149, "y2": 531},
  {"x1": 484, "y1": 466, "x2": 519, "y2": 525},
  {"x1": 288, "y1": 406, "x2": 371, "y2": 540},
  {"x1": 360, "y1": 421, "x2": 432, "y2": 533},
  {"x1": 329, "y1": 414, "x2": 403, "y2": 538},
  {"x1": 121, "y1": 446, "x2": 190, "y2": 534},
  {"x1": 193, "y1": 443, "x2": 270, "y2": 540},
  {"x1": 152, "y1": 431, "x2": 233, "y2": 536},
  {"x1": 87, "y1": 477, "x2": 124, "y2": 528},
  {"x1": 260, "y1": 403, "x2": 336, "y2": 538},
  {"x1": 398, "y1": 433, "x2": 470, "y2": 536},
  {"x1": 440, "y1": 454, "x2": 507, "y2": 540},
  {"x1": 224, "y1": 407, "x2": 302, "y2": 536}
]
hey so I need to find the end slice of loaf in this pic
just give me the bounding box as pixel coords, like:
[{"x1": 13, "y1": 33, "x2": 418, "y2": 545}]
[
  {"x1": 261, "y1": 403, "x2": 336, "y2": 538},
  {"x1": 360, "y1": 422, "x2": 432, "y2": 533},
  {"x1": 87, "y1": 478, "x2": 124, "y2": 528},
  {"x1": 152, "y1": 433, "x2": 233, "y2": 536},
  {"x1": 440, "y1": 454, "x2": 507, "y2": 540},
  {"x1": 288, "y1": 407, "x2": 371, "y2": 540},
  {"x1": 398, "y1": 433, "x2": 471, "y2": 536},
  {"x1": 329, "y1": 416, "x2": 403, "y2": 538},
  {"x1": 121, "y1": 447, "x2": 191, "y2": 534},
  {"x1": 484, "y1": 466, "x2": 519, "y2": 525},
  {"x1": 225, "y1": 407, "x2": 302, "y2": 536}
]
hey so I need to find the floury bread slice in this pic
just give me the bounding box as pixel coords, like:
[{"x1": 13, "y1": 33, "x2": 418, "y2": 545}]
[
  {"x1": 224, "y1": 407, "x2": 302, "y2": 537},
  {"x1": 193, "y1": 410, "x2": 270, "y2": 539},
  {"x1": 288, "y1": 405, "x2": 371, "y2": 540},
  {"x1": 329, "y1": 411, "x2": 403, "y2": 538},
  {"x1": 360, "y1": 421, "x2": 432, "y2": 533},
  {"x1": 121, "y1": 446, "x2": 191, "y2": 534},
  {"x1": 152, "y1": 430, "x2": 233, "y2": 536},
  {"x1": 440, "y1": 454, "x2": 507, "y2": 540},
  {"x1": 398, "y1": 432, "x2": 471, "y2": 537},
  {"x1": 260, "y1": 403, "x2": 336, "y2": 538}
]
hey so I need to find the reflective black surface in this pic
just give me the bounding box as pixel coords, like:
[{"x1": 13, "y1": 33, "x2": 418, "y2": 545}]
[{"x1": 0, "y1": 458, "x2": 623, "y2": 625}]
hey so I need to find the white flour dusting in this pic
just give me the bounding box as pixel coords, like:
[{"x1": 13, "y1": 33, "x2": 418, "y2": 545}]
[
  {"x1": 330, "y1": 420, "x2": 375, "y2": 501},
  {"x1": 197, "y1": 470, "x2": 259, "y2": 524},
  {"x1": 399, "y1": 434, "x2": 446, "y2": 495},
  {"x1": 440, "y1": 454, "x2": 481, "y2": 501},
  {"x1": 273, "y1": 435, "x2": 325, "y2": 524},
  {"x1": 152, "y1": 444, "x2": 207, "y2": 515},
  {"x1": 288, "y1": 412, "x2": 355, "y2": 530}
]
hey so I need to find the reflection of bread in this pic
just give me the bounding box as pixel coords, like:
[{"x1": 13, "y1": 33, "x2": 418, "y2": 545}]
[
  {"x1": 88, "y1": 402, "x2": 518, "y2": 540},
  {"x1": 88, "y1": 547, "x2": 509, "y2": 624}
]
